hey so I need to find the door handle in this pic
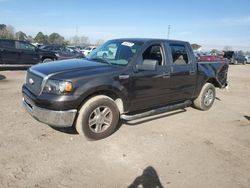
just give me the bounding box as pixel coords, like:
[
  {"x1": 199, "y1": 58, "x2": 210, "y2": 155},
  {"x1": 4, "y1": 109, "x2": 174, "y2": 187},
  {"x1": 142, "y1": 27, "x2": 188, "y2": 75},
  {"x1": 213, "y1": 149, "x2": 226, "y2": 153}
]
[
  {"x1": 189, "y1": 70, "x2": 195, "y2": 75},
  {"x1": 119, "y1": 75, "x2": 130, "y2": 80}
]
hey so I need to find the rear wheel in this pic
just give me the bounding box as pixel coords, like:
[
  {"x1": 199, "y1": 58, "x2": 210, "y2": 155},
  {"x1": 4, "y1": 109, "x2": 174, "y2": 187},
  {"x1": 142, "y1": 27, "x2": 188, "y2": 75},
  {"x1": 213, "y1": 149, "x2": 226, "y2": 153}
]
[
  {"x1": 75, "y1": 95, "x2": 120, "y2": 140},
  {"x1": 243, "y1": 61, "x2": 246, "y2": 65},
  {"x1": 42, "y1": 58, "x2": 53, "y2": 63},
  {"x1": 193, "y1": 83, "x2": 216, "y2": 111}
]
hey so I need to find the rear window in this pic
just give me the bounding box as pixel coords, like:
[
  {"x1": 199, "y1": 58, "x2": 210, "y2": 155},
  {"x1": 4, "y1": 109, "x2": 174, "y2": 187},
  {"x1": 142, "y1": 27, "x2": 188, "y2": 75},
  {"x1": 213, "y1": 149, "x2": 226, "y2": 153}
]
[
  {"x1": 0, "y1": 40, "x2": 15, "y2": 49},
  {"x1": 169, "y1": 44, "x2": 189, "y2": 64}
]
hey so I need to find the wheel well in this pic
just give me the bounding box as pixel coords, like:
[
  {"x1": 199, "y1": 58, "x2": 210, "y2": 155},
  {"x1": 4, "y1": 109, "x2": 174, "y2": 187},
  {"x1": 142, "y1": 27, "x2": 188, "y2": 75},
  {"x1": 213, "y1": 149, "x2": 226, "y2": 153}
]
[
  {"x1": 79, "y1": 90, "x2": 125, "y2": 114},
  {"x1": 207, "y1": 78, "x2": 220, "y2": 87},
  {"x1": 42, "y1": 57, "x2": 54, "y2": 61}
]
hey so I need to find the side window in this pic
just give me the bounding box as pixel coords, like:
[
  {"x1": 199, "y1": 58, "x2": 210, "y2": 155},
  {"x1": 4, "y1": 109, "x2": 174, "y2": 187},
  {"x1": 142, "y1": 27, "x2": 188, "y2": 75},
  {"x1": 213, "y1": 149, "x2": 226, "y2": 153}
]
[
  {"x1": 169, "y1": 44, "x2": 189, "y2": 65},
  {"x1": 17, "y1": 42, "x2": 36, "y2": 51},
  {"x1": 143, "y1": 45, "x2": 163, "y2": 65},
  {"x1": 0, "y1": 40, "x2": 15, "y2": 49},
  {"x1": 45, "y1": 46, "x2": 53, "y2": 50}
]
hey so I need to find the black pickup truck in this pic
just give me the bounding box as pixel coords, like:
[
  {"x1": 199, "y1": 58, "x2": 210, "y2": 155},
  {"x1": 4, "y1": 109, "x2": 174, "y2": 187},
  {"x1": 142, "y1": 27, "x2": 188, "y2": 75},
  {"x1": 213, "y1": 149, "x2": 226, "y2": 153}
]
[{"x1": 22, "y1": 38, "x2": 228, "y2": 140}]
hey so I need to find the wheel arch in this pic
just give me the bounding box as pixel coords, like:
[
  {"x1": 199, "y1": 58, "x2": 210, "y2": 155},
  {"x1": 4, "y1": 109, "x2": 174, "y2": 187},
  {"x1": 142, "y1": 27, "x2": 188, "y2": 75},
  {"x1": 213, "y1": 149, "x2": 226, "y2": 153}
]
[
  {"x1": 77, "y1": 87, "x2": 127, "y2": 114},
  {"x1": 42, "y1": 56, "x2": 55, "y2": 61},
  {"x1": 206, "y1": 77, "x2": 220, "y2": 88}
]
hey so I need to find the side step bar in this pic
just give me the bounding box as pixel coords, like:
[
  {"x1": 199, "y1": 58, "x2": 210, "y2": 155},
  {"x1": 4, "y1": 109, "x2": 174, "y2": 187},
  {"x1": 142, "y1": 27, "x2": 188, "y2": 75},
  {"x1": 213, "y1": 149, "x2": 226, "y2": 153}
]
[{"x1": 121, "y1": 100, "x2": 192, "y2": 121}]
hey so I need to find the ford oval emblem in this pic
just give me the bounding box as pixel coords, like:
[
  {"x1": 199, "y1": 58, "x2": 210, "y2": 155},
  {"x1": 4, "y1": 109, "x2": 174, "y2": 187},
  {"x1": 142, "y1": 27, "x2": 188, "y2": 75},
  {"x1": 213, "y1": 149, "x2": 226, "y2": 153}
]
[{"x1": 29, "y1": 78, "x2": 34, "y2": 85}]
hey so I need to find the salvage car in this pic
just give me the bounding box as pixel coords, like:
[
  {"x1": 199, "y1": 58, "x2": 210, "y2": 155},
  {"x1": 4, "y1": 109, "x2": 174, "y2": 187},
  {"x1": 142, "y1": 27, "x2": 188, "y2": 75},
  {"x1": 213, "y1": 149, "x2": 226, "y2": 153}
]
[
  {"x1": 223, "y1": 51, "x2": 247, "y2": 65},
  {"x1": 22, "y1": 38, "x2": 228, "y2": 140},
  {"x1": 40, "y1": 44, "x2": 85, "y2": 60},
  {"x1": 81, "y1": 46, "x2": 97, "y2": 56},
  {"x1": 199, "y1": 55, "x2": 224, "y2": 62},
  {"x1": 0, "y1": 39, "x2": 57, "y2": 64}
]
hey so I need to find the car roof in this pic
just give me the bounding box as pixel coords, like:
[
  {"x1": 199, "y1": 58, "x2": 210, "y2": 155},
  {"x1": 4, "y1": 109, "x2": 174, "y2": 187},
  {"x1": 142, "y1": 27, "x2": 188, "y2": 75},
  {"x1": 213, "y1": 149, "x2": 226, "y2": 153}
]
[
  {"x1": 111, "y1": 38, "x2": 188, "y2": 44},
  {"x1": 0, "y1": 39, "x2": 30, "y2": 43}
]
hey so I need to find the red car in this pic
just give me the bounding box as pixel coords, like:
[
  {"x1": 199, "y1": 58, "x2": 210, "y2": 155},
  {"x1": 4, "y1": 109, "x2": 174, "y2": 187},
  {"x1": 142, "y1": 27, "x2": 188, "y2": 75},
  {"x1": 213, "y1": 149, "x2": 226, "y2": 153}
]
[{"x1": 199, "y1": 55, "x2": 224, "y2": 62}]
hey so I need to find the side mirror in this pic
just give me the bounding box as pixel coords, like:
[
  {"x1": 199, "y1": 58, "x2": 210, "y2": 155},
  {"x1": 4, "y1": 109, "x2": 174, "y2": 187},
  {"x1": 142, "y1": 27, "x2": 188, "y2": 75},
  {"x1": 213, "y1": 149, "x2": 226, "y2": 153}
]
[{"x1": 136, "y1": 59, "x2": 158, "y2": 71}]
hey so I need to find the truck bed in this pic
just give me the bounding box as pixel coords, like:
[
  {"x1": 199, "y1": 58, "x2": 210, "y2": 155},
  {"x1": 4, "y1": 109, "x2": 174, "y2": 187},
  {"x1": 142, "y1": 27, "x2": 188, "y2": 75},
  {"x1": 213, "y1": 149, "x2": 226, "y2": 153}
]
[{"x1": 198, "y1": 61, "x2": 228, "y2": 88}]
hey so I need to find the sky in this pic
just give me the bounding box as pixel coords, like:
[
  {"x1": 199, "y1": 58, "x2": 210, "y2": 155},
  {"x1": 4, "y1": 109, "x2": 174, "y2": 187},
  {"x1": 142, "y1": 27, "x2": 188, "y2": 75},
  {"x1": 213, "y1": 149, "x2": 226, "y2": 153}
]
[{"x1": 0, "y1": 0, "x2": 250, "y2": 51}]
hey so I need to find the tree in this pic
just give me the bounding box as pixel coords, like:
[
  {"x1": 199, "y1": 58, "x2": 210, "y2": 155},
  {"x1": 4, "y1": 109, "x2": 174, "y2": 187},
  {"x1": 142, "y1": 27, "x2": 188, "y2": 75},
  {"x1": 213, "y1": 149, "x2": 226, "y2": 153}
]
[
  {"x1": 191, "y1": 43, "x2": 202, "y2": 50},
  {"x1": 210, "y1": 49, "x2": 220, "y2": 54},
  {"x1": 245, "y1": 51, "x2": 250, "y2": 56},
  {"x1": 0, "y1": 24, "x2": 15, "y2": 39},
  {"x1": 34, "y1": 32, "x2": 48, "y2": 44},
  {"x1": 79, "y1": 36, "x2": 89, "y2": 45},
  {"x1": 95, "y1": 39, "x2": 104, "y2": 46},
  {"x1": 27, "y1": 35, "x2": 34, "y2": 43},
  {"x1": 69, "y1": 35, "x2": 89, "y2": 46},
  {"x1": 0, "y1": 24, "x2": 7, "y2": 30},
  {"x1": 15, "y1": 31, "x2": 27, "y2": 41},
  {"x1": 48, "y1": 33, "x2": 65, "y2": 44}
]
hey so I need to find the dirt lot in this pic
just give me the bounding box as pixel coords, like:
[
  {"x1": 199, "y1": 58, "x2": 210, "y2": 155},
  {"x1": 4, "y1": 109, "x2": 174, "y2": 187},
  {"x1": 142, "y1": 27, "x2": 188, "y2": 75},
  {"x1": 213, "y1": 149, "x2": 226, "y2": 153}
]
[{"x1": 0, "y1": 65, "x2": 250, "y2": 188}]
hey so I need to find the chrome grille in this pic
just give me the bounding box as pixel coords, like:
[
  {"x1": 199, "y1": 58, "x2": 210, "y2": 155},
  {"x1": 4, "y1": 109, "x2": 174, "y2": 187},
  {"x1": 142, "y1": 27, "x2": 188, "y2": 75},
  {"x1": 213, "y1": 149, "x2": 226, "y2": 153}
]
[{"x1": 26, "y1": 71, "x2": 44, "y2": 95}]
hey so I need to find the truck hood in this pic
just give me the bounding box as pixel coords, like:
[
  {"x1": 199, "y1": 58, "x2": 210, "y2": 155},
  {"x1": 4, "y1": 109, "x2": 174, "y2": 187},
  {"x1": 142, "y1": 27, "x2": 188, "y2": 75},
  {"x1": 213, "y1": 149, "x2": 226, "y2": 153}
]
[{"x1": 30, "y1": 59, "x2": 111, "y2": 76}]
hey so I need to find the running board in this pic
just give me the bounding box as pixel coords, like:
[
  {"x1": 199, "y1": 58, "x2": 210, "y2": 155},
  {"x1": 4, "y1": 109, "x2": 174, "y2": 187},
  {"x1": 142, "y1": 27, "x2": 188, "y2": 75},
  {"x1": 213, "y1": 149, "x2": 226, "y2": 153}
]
[{"x1": 121, "y1": 100, "x2": 192, "y2": 121}]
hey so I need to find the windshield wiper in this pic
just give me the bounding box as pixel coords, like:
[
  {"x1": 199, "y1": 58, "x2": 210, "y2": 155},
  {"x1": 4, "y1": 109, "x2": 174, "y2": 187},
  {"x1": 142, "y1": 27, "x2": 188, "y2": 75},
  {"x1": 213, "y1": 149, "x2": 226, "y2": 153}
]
[{"x1": 88, "y1": 57, "x2": 111, "y2": 65}]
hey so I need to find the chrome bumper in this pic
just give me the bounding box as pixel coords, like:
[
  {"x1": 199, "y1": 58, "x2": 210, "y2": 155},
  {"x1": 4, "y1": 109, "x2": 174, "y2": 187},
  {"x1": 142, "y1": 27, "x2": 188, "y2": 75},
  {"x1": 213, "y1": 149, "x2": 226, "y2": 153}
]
[{"x1": 22, "y1": 96, "x2": 77, "y2": 127}]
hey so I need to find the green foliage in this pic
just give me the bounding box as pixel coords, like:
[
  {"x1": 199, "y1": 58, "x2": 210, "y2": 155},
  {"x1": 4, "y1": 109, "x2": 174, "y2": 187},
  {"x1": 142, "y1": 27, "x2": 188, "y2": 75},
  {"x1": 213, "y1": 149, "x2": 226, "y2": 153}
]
[
  {"x1": 191, "y1": 43, "x2": 201, "y2": 50},
  {"x1": 48, "y1": 33, "x2": 65, "y2": 44},
  {"x1": 210, "y1": 49, "x2": 220, "y2": 54},
  {"x1": 15, "y1": 31, "x2": 27, "y2": 41},
  {"x1": 0, "y1": 24, "x2": 15, "y2": 39},
  {"x1": 34, "y1": 32, "x2": 49, "y2": 44}
]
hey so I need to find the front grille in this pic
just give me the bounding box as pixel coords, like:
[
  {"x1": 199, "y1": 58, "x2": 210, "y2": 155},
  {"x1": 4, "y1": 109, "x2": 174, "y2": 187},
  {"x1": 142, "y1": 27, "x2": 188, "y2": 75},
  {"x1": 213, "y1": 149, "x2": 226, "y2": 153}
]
[{"x1": 26, "y1": 71, "x2": 44, "y2": 95}]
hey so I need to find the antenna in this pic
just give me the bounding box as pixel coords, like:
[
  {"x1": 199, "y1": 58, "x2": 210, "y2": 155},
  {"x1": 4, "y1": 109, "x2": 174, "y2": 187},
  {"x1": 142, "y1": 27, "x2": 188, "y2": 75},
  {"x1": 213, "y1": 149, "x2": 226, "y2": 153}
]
[{"x1": 167, "y1": 25, "x2": 171, "y2": 39}]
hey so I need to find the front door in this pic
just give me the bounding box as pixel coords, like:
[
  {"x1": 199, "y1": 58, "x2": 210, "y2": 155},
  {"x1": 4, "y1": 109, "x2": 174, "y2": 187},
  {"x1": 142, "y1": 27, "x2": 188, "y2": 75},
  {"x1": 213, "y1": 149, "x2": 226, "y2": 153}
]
[
  {"x1": 129, "y1": 43, "x2": 172, "y2": 111},
  {"x1": 17, "y1": 41, "x2": 40, "y2": 64},
  {"x1": 0, "y1": 40, "x2": 20, "y2": 64}
]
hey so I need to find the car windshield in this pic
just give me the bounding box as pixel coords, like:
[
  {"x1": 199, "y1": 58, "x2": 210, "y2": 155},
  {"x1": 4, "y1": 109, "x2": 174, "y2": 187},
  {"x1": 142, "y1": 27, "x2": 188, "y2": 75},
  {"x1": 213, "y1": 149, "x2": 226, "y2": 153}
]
[{"x1": 86, "y1": 40, "x2": 144, "y2": 66}]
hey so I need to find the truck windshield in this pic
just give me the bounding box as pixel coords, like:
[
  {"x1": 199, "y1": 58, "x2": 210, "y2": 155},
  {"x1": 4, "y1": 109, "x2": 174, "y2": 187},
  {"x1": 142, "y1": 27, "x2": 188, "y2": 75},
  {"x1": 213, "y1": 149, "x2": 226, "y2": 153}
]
[{"x1": 86, "y1": 40, "x2": 143, "y2": 66}]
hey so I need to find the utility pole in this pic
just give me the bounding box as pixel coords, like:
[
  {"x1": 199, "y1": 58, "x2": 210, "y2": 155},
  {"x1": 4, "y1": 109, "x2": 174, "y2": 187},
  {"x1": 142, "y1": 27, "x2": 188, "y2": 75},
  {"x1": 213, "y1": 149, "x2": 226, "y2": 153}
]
[{"x1": 167, "y1": 25, "x2": 171, "y2": 39}]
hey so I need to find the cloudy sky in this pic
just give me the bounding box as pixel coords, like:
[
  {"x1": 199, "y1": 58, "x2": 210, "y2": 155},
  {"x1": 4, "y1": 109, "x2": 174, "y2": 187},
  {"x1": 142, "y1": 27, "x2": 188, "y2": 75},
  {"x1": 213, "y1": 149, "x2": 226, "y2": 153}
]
[{"x1": 0, "y1": 0, "x2": 250, "y2": 51}]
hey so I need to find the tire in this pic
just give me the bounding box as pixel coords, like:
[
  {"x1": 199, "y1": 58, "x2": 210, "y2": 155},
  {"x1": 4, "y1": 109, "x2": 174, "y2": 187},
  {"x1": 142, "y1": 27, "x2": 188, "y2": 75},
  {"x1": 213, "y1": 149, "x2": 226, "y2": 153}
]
[
  {"x1": 193, "y1": 83, "x2": 216, "y2": 111},
  {"x1": 75, "y1": 95, "x2": 120, "y2": 140},
  {"x1": 42, "y1": 58, "x2": 53, "y2": 63},
  {"x1": 234, "y1": 60, "x2": 238, "y2": 65},
  {"x1": 243, "y1": 61, "x2": 246, "y2": 65}
]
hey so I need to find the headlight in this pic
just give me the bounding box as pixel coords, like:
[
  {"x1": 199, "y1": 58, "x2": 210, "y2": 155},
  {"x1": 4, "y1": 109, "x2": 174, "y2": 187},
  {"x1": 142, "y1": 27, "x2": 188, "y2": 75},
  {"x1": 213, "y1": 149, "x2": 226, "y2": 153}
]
[
  {"x1": 43, "y1": 79, "x2": 73, "y2": 94},
  {"x1": 55, "y1": 53, "x2": 60, "y2": 57}
]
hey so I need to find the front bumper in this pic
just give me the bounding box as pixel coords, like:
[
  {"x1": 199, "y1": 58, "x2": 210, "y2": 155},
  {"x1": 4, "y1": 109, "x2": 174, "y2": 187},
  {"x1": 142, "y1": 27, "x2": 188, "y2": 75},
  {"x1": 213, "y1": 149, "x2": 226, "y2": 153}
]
[{"x1": 22, "y1": 95, "x2": 77, "y2": 127}]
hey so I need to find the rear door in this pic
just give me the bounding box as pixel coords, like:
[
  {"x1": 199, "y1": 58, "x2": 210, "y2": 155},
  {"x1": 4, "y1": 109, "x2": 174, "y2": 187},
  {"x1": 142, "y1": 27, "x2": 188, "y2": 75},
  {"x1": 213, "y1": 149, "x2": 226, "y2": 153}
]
[
  {"x1": 129, "y1": 42, "x2": 172, "y2": 111},
  {"x1": 0, "y1": 40, "x2": 19, "y2": 64},
  {"x1": 16, "y1": 41, "x2": 40, "y2": 64},
  {"x1": 165, "y1": 42, "x2": 197, "y2": 102}
]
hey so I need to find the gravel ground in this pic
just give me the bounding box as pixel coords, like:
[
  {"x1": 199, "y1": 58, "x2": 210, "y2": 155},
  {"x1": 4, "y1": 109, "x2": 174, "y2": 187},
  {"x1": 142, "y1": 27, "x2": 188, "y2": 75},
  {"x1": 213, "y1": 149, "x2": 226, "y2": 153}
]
[{"x1": 0, "y1": 65, "x2": 250, "y2": 188}]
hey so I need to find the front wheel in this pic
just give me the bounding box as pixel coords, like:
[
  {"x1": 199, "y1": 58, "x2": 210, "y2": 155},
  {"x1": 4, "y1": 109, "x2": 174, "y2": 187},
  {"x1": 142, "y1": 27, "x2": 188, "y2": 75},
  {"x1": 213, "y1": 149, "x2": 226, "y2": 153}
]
[
  {"x1": 193, "y1": 83, "x2": 216, "y2": 111},
  {"x1": 75, "y1": 95, "x2": 120, "y2": 140}
]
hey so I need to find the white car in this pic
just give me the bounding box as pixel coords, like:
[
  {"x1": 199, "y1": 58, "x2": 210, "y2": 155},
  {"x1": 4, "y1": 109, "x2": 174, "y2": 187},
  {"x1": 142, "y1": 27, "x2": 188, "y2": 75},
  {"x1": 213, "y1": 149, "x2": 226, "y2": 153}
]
[
  {"x1": 246, "y1": 56, "x2": 250, "y2": 63},
  {"x1": 81, "y1": 46, "x2": 97, "y2": 56}
]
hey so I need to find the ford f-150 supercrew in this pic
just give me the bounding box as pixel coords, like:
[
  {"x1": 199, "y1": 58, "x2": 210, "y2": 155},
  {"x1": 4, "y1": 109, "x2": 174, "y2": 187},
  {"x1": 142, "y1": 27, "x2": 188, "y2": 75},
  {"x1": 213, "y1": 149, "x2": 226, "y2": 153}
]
[{"x1": 22, "y1": 38, "x2": 228, "y2": 140}]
